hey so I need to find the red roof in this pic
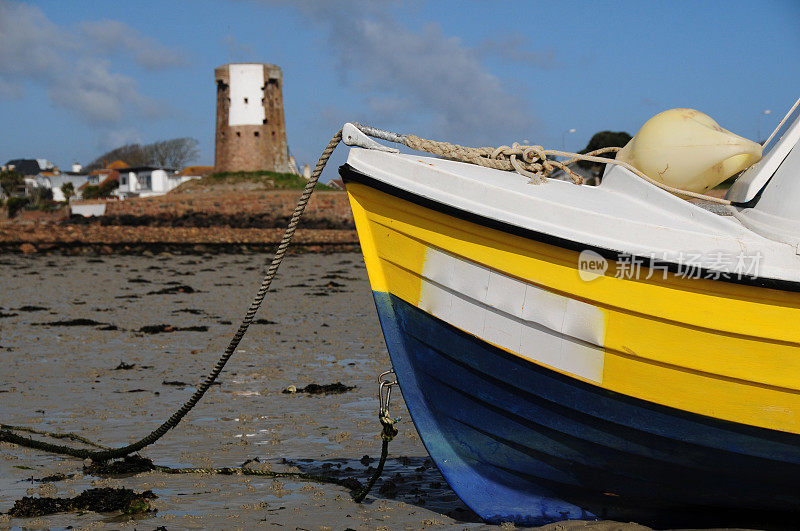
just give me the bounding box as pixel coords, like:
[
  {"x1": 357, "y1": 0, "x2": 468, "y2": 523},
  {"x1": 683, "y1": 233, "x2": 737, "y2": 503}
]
[
  {"x1": 106, "y1": 160, "x2": 130, "y2": 169},
  {"x1": 177, "y1": 165, "x2": 214, "y2": 177},
  {"x1": 79, "y1": 170, "x2": 118, "y2": 191}
]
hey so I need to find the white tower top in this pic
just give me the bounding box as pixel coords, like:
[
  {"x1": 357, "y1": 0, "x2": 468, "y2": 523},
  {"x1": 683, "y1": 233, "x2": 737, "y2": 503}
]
[{"x1": 227, "y1": 64, "x2": 267, "y2": 127}]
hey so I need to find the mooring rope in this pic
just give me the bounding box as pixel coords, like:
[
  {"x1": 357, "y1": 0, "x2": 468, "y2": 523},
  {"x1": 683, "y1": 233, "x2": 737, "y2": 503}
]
[
  {"x1": 0, "y1": 424, "x2": 108, "y2": 450},
  {"x1": 0, "y1": 129, "x2": 344, "y2": 460},
  {"x1": 1, "y1": 122, "x2": 728, "y2": 485},
  {"x1": 352, "y1": 410, "x2": 398, "y2": 503}
]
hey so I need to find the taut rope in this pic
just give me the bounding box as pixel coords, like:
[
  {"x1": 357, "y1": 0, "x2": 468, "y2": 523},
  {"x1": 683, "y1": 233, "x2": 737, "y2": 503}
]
[
  {"x1": 1, "y1": 122, "x2": 728, "y2": 466},
  {"x1": 0, "y1": 129, "x2": 344, "y2": 460}
]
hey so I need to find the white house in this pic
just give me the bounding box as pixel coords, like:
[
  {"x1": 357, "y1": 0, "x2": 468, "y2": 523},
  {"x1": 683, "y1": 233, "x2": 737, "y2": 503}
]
[
  {"x1": 116, "y1": 166, "x2": 203, "y2": 198},
  {"x1": 34, "y1": 173, "x2": 90, "y2": 201}
]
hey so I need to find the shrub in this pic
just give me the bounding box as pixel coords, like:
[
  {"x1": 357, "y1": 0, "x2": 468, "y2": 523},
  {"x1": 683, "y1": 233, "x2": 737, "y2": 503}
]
[
  {"x1": 30, "y1": 186, "x2": 53, "y2": 206},
  {"x1": 5, "y1": 196, "x2": 29, "y2": 218},
  {"x1": 577, "y1": 131, "x2": 632, "y2": 170},
  {"x1": 82, "y1": 185, "x2": 100, "y2": 200},
  {"x1": 82, "y1": 178, "x2": 117, "y2": 200},
  {"x1": 61, "y1": 182, "x2": 75, "y2": 202},
  {"x1": 0, "y1": 169, "x2": 23, "y2": 197}
]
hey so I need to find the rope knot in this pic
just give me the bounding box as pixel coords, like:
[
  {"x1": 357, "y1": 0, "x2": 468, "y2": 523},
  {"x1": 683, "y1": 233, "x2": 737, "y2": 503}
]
[
  {"x1": 404, "y1": 134, "x2": 598, "y2": 185},
  {"x1": 379, "y1": 409, "x2": 398, "y2": 442},
  {"x1": 521, "y1": 144, "x2": 546, "y2": 164}
]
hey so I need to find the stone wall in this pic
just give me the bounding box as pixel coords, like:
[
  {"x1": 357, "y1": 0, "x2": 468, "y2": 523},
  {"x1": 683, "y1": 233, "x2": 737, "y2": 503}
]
[
  {"x1": 214, "y1": 63, "x2": 291, "y2": 173},
  {"x1": 76, "y1": 191, "x2": 354, "y2": 228}
]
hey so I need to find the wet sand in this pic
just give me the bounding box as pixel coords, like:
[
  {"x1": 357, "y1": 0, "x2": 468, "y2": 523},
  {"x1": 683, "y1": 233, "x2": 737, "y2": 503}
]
[
  {"x1": 0, "y1": 252, "x2": 649, "y2": 530},
  {"x1": 0, "y1": 252, "x2": 481, "y2": 529}
]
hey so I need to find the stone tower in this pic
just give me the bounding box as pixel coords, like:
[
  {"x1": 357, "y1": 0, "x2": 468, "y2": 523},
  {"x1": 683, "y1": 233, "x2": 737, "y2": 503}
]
[{"x1": 214, "y1": 63, "x2": 290, "y2": 173}]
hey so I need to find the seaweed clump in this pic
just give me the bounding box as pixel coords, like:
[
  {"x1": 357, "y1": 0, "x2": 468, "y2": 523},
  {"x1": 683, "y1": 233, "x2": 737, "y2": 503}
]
[
  {"x1": 138, "y1": 324, "x2": 208, "y2": 334},
  {"x1": 282, "y1": 382, "x2": 355, "y2": 395},
  {"x1": 8, "y1": 487, "x2": 157, "y2": 517},
  {"x1": 83, "y1": 455, "x2": 156, "y2": 477}
]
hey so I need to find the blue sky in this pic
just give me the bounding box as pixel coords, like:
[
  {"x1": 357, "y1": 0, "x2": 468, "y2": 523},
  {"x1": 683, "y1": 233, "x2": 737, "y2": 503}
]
[{"x1": 1, "y1": 0, "x2": 798, "y2": 181}]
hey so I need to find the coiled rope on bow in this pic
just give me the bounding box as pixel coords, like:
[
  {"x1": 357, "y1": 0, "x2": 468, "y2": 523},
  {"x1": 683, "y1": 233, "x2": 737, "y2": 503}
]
[
  {"x1": 404, "y1": 135, "x2": 591, "y2": 184},
  {"x1": 403, "y1": 134, "x2": 732, "y2": 205}
]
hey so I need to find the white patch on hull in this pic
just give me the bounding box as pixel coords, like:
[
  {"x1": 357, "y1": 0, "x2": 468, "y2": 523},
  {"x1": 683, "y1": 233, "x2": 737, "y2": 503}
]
[{"x1": 418, "y1": 247, "x2": 606, "y2": 383}]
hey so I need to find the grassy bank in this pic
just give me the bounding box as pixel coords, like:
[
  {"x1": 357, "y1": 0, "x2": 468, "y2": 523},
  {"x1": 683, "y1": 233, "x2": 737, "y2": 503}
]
[{"x1": 174, "y1": 170, "x2": 335, "y2": 193}]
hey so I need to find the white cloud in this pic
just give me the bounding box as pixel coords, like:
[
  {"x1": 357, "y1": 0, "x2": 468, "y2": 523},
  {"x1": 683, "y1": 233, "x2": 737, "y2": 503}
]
[
  {"x1": 0, "y1": 1, "x2": 68, "y2": 91},
  {"x1": 220, "y1": 33, "x2": 256, "y2": 64},
  {"x1": 267, "y1": 0, "x2": 538, "y2": 145},
  {"x1": 97, "y1": 127, "x2": 143, "y2": 152},
  {"x1": 78, "y1": 20, "x2": 188, "y2": 70},
  {"x1": 0, "y1": 1, "x2": 185, "y2": 126},
  {"x1": 49, "y1": 59, "x2": 166, "y2": 125},
  {"x1": 477, "y1": 34, "x2": 558, "y2": 69},
  {"x1": 365, "y1": 95, "x2": 416, "y2": 123},
  {"x1": 0, "y1": 78, "x2": 24, "y2": 99}
]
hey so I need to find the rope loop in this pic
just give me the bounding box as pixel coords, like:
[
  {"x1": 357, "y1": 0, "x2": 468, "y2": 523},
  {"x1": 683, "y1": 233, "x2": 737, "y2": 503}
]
[
  {"x1": 404, "y1": 135, "x2": 588, "y2": 185},
  {"x1": 403, "y1": 133, "x2": 730, "y2": 204}
]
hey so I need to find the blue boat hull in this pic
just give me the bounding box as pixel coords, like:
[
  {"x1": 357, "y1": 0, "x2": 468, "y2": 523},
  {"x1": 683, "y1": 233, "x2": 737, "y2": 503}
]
[{"x1": 373, "y1": 291, "x2": 800, "y2": 527}]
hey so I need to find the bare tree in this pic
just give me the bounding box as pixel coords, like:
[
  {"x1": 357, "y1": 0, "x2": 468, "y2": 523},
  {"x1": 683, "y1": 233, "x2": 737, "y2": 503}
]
[
  {"x1": 85, "y1": 143, "x2": 149, "y2": 172},
  {"x1": 85, "y1": 138, "x2": 200, "y2": 171},
  {"x1": 146, "y1": 138, "x2": 200, "y2": 169}
]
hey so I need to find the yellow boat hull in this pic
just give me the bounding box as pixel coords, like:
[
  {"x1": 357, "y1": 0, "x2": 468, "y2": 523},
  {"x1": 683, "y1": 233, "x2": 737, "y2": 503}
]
[{"x1": 342, "y1": 163, "x2": 800, "y2": 526}]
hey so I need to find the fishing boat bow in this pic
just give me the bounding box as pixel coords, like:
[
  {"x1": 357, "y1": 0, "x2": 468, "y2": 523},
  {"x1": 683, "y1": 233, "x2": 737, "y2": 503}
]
[{"x1": 339, "y1": 106, "x2": 800, "y2": 526}]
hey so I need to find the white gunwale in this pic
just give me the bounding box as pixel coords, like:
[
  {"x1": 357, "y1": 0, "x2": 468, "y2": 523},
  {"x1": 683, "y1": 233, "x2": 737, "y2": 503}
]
[{"x1": 346, "y1": 148, "x2": 800, "y2": 285}]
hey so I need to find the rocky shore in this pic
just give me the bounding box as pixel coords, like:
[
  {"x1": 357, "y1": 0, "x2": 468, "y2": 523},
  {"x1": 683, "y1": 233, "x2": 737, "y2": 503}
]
[
  {"x1": 0, "y1": 190, "x2": 359, "y2": 254},
  {"x1": 0, "y1": 223, "x2": 359, "y2": 254}
]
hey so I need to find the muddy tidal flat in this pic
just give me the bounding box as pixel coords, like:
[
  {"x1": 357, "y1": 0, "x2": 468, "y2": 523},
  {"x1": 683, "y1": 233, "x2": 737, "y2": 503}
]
[{"x1": 0, "y1": 252, "x2": 650, "y2": 530}]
